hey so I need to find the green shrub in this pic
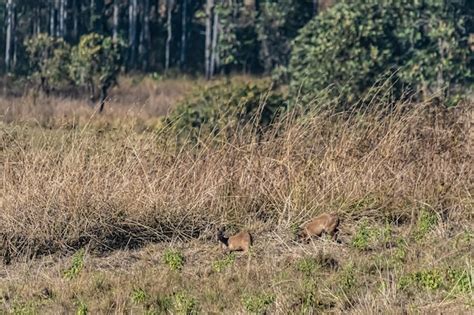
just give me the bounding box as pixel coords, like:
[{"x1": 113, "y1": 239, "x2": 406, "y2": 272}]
[
  {"x1": 296, "y1": 257, "x2": 319, "y2": 277},
  {"x1": 173, "y1": 291, "x2": 198, "y2": 315},
  {"x1": 163, "y1": 80, "x2": 287, "y2": 142},
  {"x1": 242, "y1": 292, "x2": 275, "y2": 314},
  {"x1": 69, "y1": 33, "x2": 123, "y2": 111},
  {"x1": 212, "y1": 253, "x2": 236, "y2": 273},
  {"x1": 163, "y1": 249, "x2": 185, "y2": 271},
  {"x1": 131, "y1": 287, "x2": 148, "y2": 304},
  {"x1": 414, "y1": 209, "x2": 438, "y2": 241},
  {"x1": 64, "y1": 249, "x2": 85, "y2": 280},
  {"x1": 289, "y1": 0, "x2": 472, "y2": 107},
  {"x1": 25, "y1": 33, "x2": 71, "y2": 93}
]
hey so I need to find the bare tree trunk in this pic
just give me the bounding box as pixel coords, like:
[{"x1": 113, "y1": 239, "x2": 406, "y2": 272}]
[
  {"x1": 50, "y1": 1, "x2": 56, "y2": 36},
  {"x1": 72, "y1": 0, "x2": 78, "y2": 40},
  {"x1": 210, "y1": 8, "x2": 219, "y2": 76},
  {"x1": 165, "y1": 0, "x2": 174, "y2": 71},
  {"x1": 34, "y1": 5, "x2": 41, "y2": 35},
  {"x1": 113, "y1": 0, "x2": 120, "y2": 41},
  {"x1": 313, "y1": 0, "x2": 319, "y2": 15},
  {"x1": 205, "y1": 0, "x2": 214, "y2": 79},
  {"x1": 5, "y1": 0, "x2": 14, "y2": 72},
  {"x1": 90, "y1": 0, "x2": 95, "y2": 30},
  {"x1": 59, "y1": 0, "x2": 67, "y2": 37},
  {"x1": 180, "y1": 0, "x2": 187, "y2": 69},
  {"x1": 129, "y1": 0, "x2": 138, "y2": 68},
  {"x1": 140, "y1": 0, "x2": 151, "y2": 71}
]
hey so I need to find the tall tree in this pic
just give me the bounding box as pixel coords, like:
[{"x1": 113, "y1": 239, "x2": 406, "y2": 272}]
[
  {"x1": 210, "y1": 4, "x2": 219, "y2": 76},
  {"x1": 180, "y1": 0, "x2": 187, "y2": 68},
  {"x1": 128, "y1": 0, "x2": 138, "y2": 67},
  {"x1": 165, "y1": 0, "x2": 174, "y2": 71},
  {"x1": 139, "y1": 0, "x2": 151, "y2": 71},
  {"x1": 205, "y1": 0, "x2": 214, "y2": 79},
  {"x1": 113, "y1": 0, "x2": 120, "y2": 41},
  {"x1": 50, "y1": 0, "x2": 56, "y2": 36},
  {"x1": 58, "y1": 0, "x2": 67, "y2": 38},
  {"x1": 5, "y1": 0, "x2": 15, "y2": 72}
]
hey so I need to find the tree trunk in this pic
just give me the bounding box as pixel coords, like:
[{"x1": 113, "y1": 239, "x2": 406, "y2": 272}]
[
  {"x1": 72, "y1": 0, "x2": 78, "y2": 40},
  {"x1": 140, "y1": 0, "x2": 151, "y2": 71},
  {"x1": 129, "y1": 0, "x2": 138, "y2": 68},
  {"x1": 313, "y1": 0, "x2": 319, "y2": 16},
  {"x1": 205, "y1": 0, "x2": 214, "y2": 79},
  {"x1": 50, "y1": 1, "x2": 56, "y2": 36},
  {"x1": 5, "y1": 0, "x2": 14, "y2": 72},
  {"x1": 90, "y1": 0, "x2": 95, "y2": 30},
  {"x1": 210, "y1": 7, "x2": 219, "y2": 76},
  {"x1": 59, "y1": 0, "x2": 67, "y2": 38},
  {"x1": 34, "y1": 5, "x2": 41, "y2": 35},
  {"x1": 165, "y1": 0, "x2": 174, "y2": 71},
  {"x1": 113, "y1": 0, "x2": 120, "y2": 41},
  {"x1": 180, "y1": 0, "x2": 187, "y2": 69}
]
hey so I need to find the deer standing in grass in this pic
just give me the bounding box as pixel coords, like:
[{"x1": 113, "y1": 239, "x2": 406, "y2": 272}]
[
  {"x1": 217, "y1": 228, "x2": 253, "y2": 253},
  {"x1": 297, "y1": 213, "x2": 340, "y2": 242}
]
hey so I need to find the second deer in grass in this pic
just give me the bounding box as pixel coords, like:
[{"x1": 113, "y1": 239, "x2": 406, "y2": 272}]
[
  {"x1": 217, "y1": 228, "x2": 253, "y2": 253},
  {"x1": 297, "y1": 213, "x2": 340, "y2": 242}
]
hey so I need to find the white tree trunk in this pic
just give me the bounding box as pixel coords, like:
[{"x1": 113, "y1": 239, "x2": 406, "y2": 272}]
[
  {"x1": 59, "y1": 0, "x2": 67, "y2": 37},
  {"x1": 180, "y1": 0, "x2": 187, "y2": 68},
  {"x1": 5, "y1": 0, "x2": 14, "y2": 72},
  {"x1": 205, "y1": 0, "x2": 214, "y2": 79},
  {"x1": 165, "y1": 0, "x2": 174, "y2": 71},
  {"x1": 113, "y1": 0, "x2": 120, "y2": 41},
  {"x1": 210, "y1": 8, "x2": 219, "y2": 76},
  {"x1": 129, "y1": 0, "x2": 138, "y2": 67}
]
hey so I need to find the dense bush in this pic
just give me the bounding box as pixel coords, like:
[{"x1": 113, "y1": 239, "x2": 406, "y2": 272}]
[
  {"x1": 69, "y1": 33, "x2": 123, "y2": 111},
  {"x1": 25, "y1": 33, "x2": 71, "y2": 94},
  {"x1": 289, "y1": 0, "x2": 473, "y2": 106},
  {"x1": 163, "y1": 80, "x2": 287, "y2": 141}
]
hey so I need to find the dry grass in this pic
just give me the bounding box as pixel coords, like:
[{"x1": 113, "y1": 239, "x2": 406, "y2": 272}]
[{"x1": 0, "y1": 84, "x2": 472, "y2": 313}]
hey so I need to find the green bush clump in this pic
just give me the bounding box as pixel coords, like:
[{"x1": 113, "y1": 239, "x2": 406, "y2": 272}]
[
  {"x1": 163, "y1": 249, "x2": 185, "y2": 271},
  {"x1": 289, "y1": 0, "x2": 472, "y2": 107},
  {"x1": 163, "y1": 80, "x2": 287, "y2": 142}
]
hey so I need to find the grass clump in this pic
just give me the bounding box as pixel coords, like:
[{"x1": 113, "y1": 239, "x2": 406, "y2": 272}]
[
  {"x1": 75, "y1": 299, "x2": 88, "y2": 315},
  {"x1": 163, "y1": 249, "x2": 185, "y2": 272},
  {"x1": 131, "y1": 287, "x2": 148, "y2": 304},
  {"x1": 212, "y1": 253, "x2": 235, "y2": 273},
  {"x1": 63, "y1": 249, "x2": 85, "y2": 280},
  {"x1": 242, "y1": 292, "x2": 275, "y2": 314},
  {"x1": 414, "y1": 209, "x2": 438, "y2": 241},
  {"x1": 173, "y1": 291, "x2": 198, "y2": 315},
  {"x1": 296, "y1": 257, "x2": 320, "y2": 276}
]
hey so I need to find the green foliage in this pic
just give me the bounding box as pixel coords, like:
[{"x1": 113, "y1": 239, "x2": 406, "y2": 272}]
[
  {"x1": 212, "y1": 253, "x2": 235, "y2": 273},
  {"x1": 290, "y1": 0, "x2": 472, "y2": 106},
  {"x1": 446, "y1": 268, "x2": 473, "y2": 294},
  {"x1": 242, "y1": 292, "x2": 275, "y2": 314},
  {"x1": 351, "y1": 221, "x2": 374, "y2": 251},
  {"x1": 163, "y1": 249, "x2": 185, "y2": 271},
  {"x1": 399, "y1": 267, "x2": 472, "y2": 294},
  {"x1": 296, "y1": 257, "x2": 319, "y2": 277},
  {"x1": 69, "y1": 33, "x2": 123, "y2": 102},
  {"x1": 24, "y1": 33, "x2": 71, "y2": 92},
  {"x1": 64, "y1": 249, "x2": 85, "y2": 280},
  {"x1": 75, "y1": 299, "x2": 88, "y2": 315},
  {"x1": 131, "y1": 287, "x2": 148, "y2": 304},
  {"x1": 163, "y1": 80, "x2": 287, "y2": 142},
  {"x1": 414, "y1": 209, "x2": 438, "y2": 241},
  {"x1": 256, "y1": 0, "x2": 313, "y2": 73},
  {"x1": 339, "y1": 263, "x2": 357, "y2": 292},
  {"x1": 173, "y1": 291, "x2": 198, "y2": 315}
]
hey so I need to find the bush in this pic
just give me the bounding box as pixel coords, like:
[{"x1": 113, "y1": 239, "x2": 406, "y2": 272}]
[
  {"x1": 25, "y1": 33, "x2": 71, "y2": 93},
  {"x1": 69, "y1": 33, "x2": 123, "y2": 111},
  {"x1": 163, "y1": 80, "x2": 287, "y2": 142},
  {"x1": 289, "y1": 0, "x2": 472, "y2": 107}
]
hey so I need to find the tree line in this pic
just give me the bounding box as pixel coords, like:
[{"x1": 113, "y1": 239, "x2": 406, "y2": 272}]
[{"x1": 1, "y1": 0, "x2": 337, "y2": 77}]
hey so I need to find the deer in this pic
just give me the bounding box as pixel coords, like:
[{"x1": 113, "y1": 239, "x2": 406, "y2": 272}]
[
  {"x1": 217, "y1": 228, "x2": 253, "y2": 253},
  {"x1": 297, "y1": 213, "x2": 340, "y2": 242}
]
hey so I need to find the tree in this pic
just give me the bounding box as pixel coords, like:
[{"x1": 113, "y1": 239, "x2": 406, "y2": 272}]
[
  {"x1": 5, "y1": 0, "x2": 15, "y2": 72},
  {"x1": 69, "y1": 33, "x2": 123, "y2": 112},
  {"x1": 289, "y1": 0, "x2": 472, "y2": 106},
  {"x1": 165, "y1": 0, "x2": 175, "y2": 71},
  {"x1": 25, "y1": 33, "x2": 71, "y2": 94}
]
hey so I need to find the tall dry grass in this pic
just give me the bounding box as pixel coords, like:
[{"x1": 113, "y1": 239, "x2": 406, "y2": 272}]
[{"x1": 1, "y1": 95, "x2": 472, "y2": 260}]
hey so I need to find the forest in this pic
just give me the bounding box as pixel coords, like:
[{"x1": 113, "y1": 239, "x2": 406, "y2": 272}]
[{"x1": 0, "y1": 0, "x2": 473, "y2": 314}]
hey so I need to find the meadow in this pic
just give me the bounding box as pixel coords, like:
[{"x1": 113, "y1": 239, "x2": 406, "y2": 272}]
[{"x1": 0, "y1": 77, "x2": 472, "y2": 314}]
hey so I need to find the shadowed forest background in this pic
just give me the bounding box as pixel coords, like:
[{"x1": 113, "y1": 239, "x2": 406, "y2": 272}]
[{"x1": 0, "y1": 0, "x2": 473, "y2": 314}]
